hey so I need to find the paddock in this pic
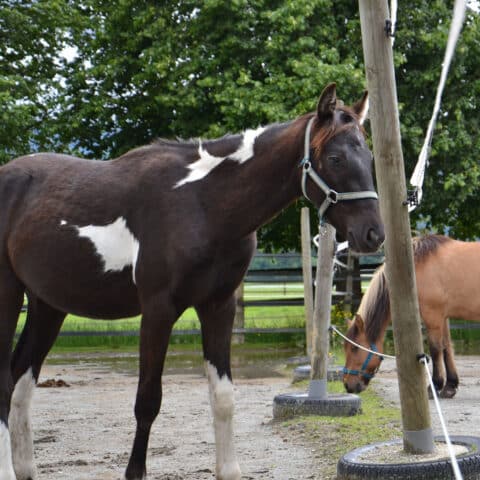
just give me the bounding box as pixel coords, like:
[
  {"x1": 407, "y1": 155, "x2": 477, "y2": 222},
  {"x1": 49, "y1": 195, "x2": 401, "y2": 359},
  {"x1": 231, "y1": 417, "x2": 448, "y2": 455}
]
[{"x1": 27, "y1": 352, "x2": 480, "y2": 479}]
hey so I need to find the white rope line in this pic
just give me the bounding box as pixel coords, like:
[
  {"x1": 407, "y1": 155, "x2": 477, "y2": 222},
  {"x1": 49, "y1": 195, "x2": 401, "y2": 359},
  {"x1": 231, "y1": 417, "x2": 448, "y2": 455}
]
[
  {"x1": 330, "y1": 324, "x2": 396, "y2": 360},
  {"x1": 419, "y1": 357, "x2": 463, "y2": 480},
  {"x1": 409, "y1": 0, "x2": 467, "y2": 211},
  {"x1": 390, "y1": 0, "x2": 398, "y2": 45}
]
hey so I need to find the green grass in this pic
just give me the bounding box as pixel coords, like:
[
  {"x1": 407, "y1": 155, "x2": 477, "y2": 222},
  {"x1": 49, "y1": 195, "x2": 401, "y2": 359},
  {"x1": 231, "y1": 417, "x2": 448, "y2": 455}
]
[{"x1": 277, "y1": 380, "x2": 402, "y2": 479}]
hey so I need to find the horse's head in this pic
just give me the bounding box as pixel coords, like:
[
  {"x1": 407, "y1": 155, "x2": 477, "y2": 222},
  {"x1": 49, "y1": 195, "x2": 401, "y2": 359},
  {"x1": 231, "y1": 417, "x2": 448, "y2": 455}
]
[
  {"x1": 304, "y1": 83, "x2": 384, "y2": 253},
  {"x1": 343, "y1": 314, "x2": 384, "y2": 393}
]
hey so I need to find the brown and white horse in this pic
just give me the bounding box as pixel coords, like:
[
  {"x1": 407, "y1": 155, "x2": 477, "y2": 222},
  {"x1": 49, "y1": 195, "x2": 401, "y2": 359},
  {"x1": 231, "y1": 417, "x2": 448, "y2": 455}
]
[
  {"x1": 343, "y1": 235, "x2": 480, "y2": 398},
  {"x1": 0, "y1": 84, "x2": 383, "y2": 480}
]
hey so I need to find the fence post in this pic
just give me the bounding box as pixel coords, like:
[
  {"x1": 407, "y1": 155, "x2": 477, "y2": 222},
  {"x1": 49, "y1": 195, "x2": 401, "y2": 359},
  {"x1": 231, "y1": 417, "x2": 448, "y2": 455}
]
[
  {"x1": 232, "y1": 281, "x2": 245, "y2": 344},
  {"x1": 301, "y1": 207, "x2": 314, "y2": 357},
  {"x1": 359, "y1": 0, "x2": 433, "y2": 453}
]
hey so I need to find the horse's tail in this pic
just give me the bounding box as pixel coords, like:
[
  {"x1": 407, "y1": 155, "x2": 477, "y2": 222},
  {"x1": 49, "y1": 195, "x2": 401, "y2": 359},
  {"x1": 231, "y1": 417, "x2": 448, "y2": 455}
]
[{"x1": 357, "y1": 264, "x2": 390, "y2": 343}]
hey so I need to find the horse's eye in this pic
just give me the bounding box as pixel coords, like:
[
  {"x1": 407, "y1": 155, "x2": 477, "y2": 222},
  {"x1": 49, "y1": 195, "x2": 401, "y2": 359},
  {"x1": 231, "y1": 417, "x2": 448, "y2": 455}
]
[
  {"x1": 351, "y1": 346, "x2": 358, "y2": 353},
  {"x1": 328, "y1": 155, "x2": 342, "y2": 165}
]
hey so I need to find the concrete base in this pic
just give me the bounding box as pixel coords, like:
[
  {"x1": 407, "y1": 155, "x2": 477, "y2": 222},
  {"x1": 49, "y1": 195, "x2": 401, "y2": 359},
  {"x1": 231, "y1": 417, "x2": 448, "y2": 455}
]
[
  {"x1": 292, "y1": 365, "x2": 344, "y2": 383},
  {"x1": 273, "y1": 392, "x2": 361, "y2": 419}
]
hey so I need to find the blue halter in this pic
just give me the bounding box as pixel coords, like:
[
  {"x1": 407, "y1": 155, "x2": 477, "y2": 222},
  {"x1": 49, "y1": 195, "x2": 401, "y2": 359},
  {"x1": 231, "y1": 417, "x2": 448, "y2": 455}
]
[{"x1": 343, "y1": 343, "x2": 384, "y2": 380}]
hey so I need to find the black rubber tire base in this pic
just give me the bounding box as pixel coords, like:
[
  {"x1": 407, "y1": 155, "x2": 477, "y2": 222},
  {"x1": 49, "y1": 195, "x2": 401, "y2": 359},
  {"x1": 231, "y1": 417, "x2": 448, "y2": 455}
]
[
  {"x1": 273, "y1": 392, "x2": 361, "y2": 419},
  {"x1": 337, "y1": 435, "x2": 480, "y2": 479}
]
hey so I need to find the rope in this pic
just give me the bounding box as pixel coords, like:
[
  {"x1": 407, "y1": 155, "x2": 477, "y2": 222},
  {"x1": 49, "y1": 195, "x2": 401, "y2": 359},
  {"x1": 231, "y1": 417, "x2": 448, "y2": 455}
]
[
  {"x1": 329, "y1": 325, "x2": 396, "y2": 360},
  {"x1": 409, "y1": 0, "x2": 467, "y2": 211},
  {"x1": 418, "y1": 356, "x2": 463, "y2": 480},
  {"x1": 390, "y1": 0, "x2": 398, "y2": 45}
]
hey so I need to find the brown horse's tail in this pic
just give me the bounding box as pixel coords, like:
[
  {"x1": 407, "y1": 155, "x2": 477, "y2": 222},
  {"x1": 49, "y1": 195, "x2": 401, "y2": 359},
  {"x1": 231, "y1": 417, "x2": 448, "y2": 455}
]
[{"x1": 357, "y1": 264, "x2": 390, "y2": 344}]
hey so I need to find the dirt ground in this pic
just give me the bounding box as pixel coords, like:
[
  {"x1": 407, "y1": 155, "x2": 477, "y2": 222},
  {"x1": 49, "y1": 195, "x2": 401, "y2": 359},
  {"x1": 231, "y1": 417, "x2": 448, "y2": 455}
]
[{"x1": 30, "y1": 355, "x2": 479, "y2": 480}]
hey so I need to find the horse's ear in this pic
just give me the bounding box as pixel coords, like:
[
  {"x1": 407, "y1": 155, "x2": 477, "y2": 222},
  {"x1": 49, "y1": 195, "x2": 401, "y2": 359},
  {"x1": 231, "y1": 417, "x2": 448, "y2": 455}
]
[
  {"x1": 354, "y1": 314, "x2": 365, "y2": 332},
  {"x1": 316, "y1": 83, "x2": 337, "y2": 122},
  {"x1": 353, "y1": 91, "x2": 369, "y2": 125},
  {"x1": 346, "y1": 318, "x2": 353, "y2": 329}
]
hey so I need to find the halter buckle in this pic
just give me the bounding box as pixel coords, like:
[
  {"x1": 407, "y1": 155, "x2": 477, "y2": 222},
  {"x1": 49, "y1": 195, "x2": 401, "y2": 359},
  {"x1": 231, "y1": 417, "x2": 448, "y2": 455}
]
[{"x1": 328, "y1": 189, "x2": 338, "y2": 204}]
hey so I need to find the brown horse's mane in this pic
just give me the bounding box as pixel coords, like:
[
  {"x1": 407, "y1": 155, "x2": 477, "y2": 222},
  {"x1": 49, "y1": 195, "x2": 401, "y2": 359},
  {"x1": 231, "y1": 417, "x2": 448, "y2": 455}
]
[{"x1": 358, "y1": 234, "x2": 452, "y2": 343}]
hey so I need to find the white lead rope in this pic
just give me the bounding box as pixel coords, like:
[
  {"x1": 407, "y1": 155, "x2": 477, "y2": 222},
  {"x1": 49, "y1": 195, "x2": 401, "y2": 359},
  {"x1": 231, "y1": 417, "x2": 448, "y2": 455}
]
[
  {"x1": 419, "y1": 356, "x2": 463, "y2": 480},
  {"x1": 409, "y1": 0, "x2": 467, "y2": 211},
  {"x1": 329, "y1": 324, "x2": 396, "y2": 360}
]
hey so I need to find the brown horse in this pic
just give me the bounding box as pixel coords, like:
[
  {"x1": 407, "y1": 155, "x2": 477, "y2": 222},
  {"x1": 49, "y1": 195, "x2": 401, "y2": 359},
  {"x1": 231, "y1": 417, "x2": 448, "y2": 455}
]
[
  {"x1": 343, "y1": 234, "x2": 480, "y2": 398},
  {"x1": 0, "y1": 84, "x2": 384, "y2": 480}
]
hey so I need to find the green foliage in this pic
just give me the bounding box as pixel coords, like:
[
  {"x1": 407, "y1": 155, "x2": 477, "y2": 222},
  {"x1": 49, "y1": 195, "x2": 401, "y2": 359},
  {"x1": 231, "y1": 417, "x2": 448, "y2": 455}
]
[{"x1": 1, "y1": 1, "x2": 479, "y2": 246}]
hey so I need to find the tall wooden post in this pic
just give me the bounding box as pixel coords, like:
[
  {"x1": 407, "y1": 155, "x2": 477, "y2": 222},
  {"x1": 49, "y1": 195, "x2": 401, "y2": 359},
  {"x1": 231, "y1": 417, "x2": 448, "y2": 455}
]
[
  {"x1": 309, "y1": 222, "x2": 335, "y2": 399},
  {"x1": 301, "y1": 208, "x2": 314, "y2": 357},
  {"x1": 359, "y1": 1, "x2": 433, "y2": 453}
]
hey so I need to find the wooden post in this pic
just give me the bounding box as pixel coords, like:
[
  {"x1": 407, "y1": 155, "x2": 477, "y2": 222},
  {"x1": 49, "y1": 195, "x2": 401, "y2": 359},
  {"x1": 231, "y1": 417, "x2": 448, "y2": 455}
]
[
  {"x1": 344, "y1": 250, "x2": 354, "y2": 317},
  {"x1": 232, "y1": 282, "x2": 245, "y2": 344},
  {"x1": 309, "y1": 222, "x2": 335, "y2": 399},
  {"x1": 359, "y1": 0, "x2": 434, "y2": 453},
  {"x1": 301, "y1": 208, "x2": 314, "y2": 357}
]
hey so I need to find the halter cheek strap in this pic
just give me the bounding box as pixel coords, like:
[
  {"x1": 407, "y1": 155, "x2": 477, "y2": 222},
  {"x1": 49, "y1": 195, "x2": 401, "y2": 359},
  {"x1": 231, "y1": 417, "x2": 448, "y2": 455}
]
[
  {"x1": 300, "y1": 117, "x2": 379, "y2": 219},
  {"x1": 342, "y1": 343, "x2": 384, "y2": 380}
]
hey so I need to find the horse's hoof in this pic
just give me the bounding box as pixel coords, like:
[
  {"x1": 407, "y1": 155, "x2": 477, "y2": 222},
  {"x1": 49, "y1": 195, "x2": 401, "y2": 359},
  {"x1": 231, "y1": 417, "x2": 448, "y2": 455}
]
[
  {"x1": 217, "y1": 461, "x2": 241, "y2": 480},
  {"x1": 440, "y1": 386, "x2": 457, "y2": 398},
  {"x1": 427, "y1": 385, "x2": 441, "y2": 400}
]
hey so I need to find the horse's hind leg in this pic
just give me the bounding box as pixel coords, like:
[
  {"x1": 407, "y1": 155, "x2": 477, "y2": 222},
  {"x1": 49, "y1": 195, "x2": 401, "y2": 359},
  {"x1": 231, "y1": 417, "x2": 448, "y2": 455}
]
[
  {"x1": 10, "y1": 294, "x2": 66, "y2": 480},
  {"x1": 0, "y1": 266, "x2": 25, "y2": 480},
  {"x1": 197, "y1": 295, "x2": 241, "y2": 480},
  {"x1": 440, "y1": 319, "x2": 459, "y2": 399}
]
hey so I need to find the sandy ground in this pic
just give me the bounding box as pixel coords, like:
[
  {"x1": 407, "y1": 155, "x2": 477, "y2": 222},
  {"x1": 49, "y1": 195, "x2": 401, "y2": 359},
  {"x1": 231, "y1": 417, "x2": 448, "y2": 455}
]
[
  {"x1": 372, "y1": 355, "x2": 480, "y2": 438},
  {"x1": 29, "y1": 355, "x2": 480, "y2": 479},
  {"x1": 32, "y1": 360, "x2": 325, "y2": 480}
]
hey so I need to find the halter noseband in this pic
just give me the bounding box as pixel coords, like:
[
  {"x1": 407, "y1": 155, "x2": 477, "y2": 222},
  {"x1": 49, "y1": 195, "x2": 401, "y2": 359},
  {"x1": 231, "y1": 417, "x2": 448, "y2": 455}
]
[
  {"x1": 300, "y1": 117, "x2": 379, "y2": 219},
  {"x1": 342, "y1": 343, "x2": 384, "y2": 380}
]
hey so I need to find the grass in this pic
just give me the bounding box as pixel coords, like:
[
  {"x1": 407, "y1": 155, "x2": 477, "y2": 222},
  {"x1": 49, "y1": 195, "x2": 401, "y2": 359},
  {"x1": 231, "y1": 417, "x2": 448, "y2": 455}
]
[{"x1": 276, "y1": 380, "x2": 402, "y2": 478}]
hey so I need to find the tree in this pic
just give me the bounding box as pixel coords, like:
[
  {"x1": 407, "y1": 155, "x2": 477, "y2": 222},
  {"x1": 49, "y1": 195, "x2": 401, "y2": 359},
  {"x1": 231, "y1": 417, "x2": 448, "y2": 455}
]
[
  {"x1": 0, "y1": 0, "x2": 77, "y2": 163},
  {"x1": 1, "y1": 1, "x2": 479, "y2": 247}
]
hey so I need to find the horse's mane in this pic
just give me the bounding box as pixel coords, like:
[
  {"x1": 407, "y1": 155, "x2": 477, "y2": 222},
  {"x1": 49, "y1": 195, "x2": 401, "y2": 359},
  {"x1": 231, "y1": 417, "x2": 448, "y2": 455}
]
[
  {"x1": 412, "y1": 234, "x2": 452, "y2": 263},
  {"x1": 357, "y1": 264, "x2": 390, "y2": 344},
  {"x1": 358, "y1": 234, "x2": 452, "y2": 343}
]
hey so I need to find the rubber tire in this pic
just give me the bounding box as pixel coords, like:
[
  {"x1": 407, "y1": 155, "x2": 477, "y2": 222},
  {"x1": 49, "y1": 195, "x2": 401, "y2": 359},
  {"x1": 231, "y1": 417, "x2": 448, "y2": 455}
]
[
  {"x1": 273, "y1": 392, "x2": 361, "y2": 419},
  {"x1": 337, "y1": 435, "x2": 480, "y2": 479}
]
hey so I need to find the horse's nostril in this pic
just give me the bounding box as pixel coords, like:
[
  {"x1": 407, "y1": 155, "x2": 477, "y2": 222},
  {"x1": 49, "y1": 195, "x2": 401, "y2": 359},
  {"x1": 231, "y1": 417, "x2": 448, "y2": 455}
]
[{"x1": 367, "y1": 228, "x2": 384, "y2": 248}]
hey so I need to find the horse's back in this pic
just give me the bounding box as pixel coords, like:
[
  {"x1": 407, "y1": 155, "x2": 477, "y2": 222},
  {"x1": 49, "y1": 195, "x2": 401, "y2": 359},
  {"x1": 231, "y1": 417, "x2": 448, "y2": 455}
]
[{"x1": 416, "y1": 237, "x2": 480, "y2": 321}]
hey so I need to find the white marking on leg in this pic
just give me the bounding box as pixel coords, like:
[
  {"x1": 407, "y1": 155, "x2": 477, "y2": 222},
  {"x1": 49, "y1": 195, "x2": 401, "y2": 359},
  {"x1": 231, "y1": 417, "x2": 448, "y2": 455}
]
[
  {"x1": 9, "y1": 368, "x2": 37, "y2": 480},
  {"x1": 205, "y1": 361, "x2": 241, "y2": 480},
  {"x1": 175, "y1": 126, "x2": 266, "y2": 188},
  {"x1": 70, "y1": 217, "x2": 140, "y2": 284},
  {"x1": 0, "y1": 421, "x2": 16, "y2": 480}
]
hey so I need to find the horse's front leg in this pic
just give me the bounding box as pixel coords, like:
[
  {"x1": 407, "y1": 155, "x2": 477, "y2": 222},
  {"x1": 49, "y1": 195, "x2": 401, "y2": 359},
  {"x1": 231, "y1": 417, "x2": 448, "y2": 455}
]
[
  {"x1": 197, "y1": 296, "x2": 241, "y2": 480},
  {"x1": 125, "y1": 293, "x2": 176, "y2": 480},
  {"x1": 440, "y1": 319, "x2": 459, "y2": 398},
  {"x1": 426, "y1": 327, "x2": 446, "y2": 396}
]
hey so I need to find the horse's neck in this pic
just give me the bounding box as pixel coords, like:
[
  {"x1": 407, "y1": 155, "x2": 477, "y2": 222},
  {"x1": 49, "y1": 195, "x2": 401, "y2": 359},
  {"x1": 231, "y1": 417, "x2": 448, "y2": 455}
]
[{"x1": 198, "y1": 119, "x2": 306, "y2": 237}]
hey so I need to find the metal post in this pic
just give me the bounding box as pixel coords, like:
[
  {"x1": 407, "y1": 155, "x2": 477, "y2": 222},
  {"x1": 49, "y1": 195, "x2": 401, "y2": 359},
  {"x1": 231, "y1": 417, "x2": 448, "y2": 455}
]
[{"x1": 359, "y1": 0, "x2": 434, "y2": 453}]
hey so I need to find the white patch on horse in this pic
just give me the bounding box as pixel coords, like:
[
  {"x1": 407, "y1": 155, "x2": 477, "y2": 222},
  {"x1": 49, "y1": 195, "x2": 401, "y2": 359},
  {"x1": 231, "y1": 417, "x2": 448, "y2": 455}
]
[
  {"x1": 228, "y1": 126, "x2": 265, "y2": 163},
  {"x1": 175, "y1": 142, "x2": 225, "y2": 187},
  {"x1": 205, "y1": 361, "x2": 241, "y2": 480},
  {"x1": 0, "y1": 421, "x2": 16, "y2": 480},
  {"x1": 60, "y1": 219, "x2": 67, "y2": 226},
  {"x1": 74, "y1": 217, "x2": 140, "y2": 283},
  {"x1": 174, "y1": 126, "x2": 265, "y2": 188},
  {"x1": 9, "y1": 368, "x2": 36, "y2": 480}
]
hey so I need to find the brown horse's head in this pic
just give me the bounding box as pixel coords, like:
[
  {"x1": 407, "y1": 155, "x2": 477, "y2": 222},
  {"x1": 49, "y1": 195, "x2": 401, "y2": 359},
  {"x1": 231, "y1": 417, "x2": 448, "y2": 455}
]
[
  {"x1": 343, "y1": 314, "x2": 384, "y2": 393},
  {"x1": 306, "y1": 83, "x2": 384, "y2": 253}
]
